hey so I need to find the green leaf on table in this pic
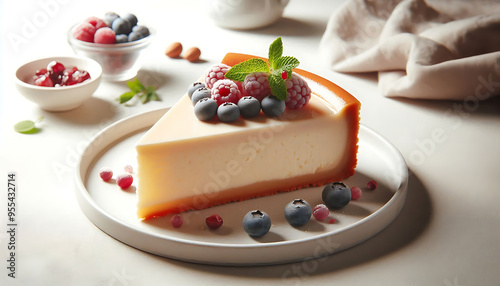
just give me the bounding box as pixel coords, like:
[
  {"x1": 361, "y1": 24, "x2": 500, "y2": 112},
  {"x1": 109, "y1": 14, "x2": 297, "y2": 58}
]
[
  {"x1": 119, "y1": 91, "x2": 137, "y2": 104},
  {"x1": 126, "y1": 78, "x2": 145, "y2": 93},
  {"x1": 118, "y1": 79, "x2": 160, "y2": 105}
]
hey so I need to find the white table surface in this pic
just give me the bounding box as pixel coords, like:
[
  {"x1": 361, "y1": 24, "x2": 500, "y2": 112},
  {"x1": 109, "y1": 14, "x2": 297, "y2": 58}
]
[{"x1": 1, "y1": 0, "x2": 500, "y2": 285}]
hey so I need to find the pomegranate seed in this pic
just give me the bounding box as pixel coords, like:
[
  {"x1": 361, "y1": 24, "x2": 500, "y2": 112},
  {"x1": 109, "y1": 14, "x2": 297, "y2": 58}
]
[
  {"x1": 367, "y1": 180, "x2": 378, "y2": 191},
  {"x1": 330, "y1": 218, "x2": 336, "y2": 224},
  {"x1": 206, "y1": 214, "x2": 223, "y2": 229},
  {"x1": 116, "y1": 173, "x2": 133, "y2": 189},
  {"x1": 34, "y1": 75, "x2": 54, "y2": 87},
  {"x1": 47, "y1": 61, "x2": 65, "y2": 75},
  {"x1": 171, "y1": 214, "x2": 183, "y2": 228},
  {"x1": 281, "y1": 70, "x2": 287, "y2": 80},
  {"x1": 351, "y1": 186, "x2": 362, "y2": 200}
]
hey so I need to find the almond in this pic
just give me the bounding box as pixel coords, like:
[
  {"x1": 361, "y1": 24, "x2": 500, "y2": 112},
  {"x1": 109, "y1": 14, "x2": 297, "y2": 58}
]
[
  {"x1": 184, "y1": 47, "x2": 201, "y2": 62},
  {"x1": 165, "y1": 42, "x2": 182, "y2": 58}
]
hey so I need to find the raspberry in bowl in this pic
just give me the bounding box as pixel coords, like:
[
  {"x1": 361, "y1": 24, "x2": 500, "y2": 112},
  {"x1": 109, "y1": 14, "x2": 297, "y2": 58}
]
[
  {"x1": 15, "y1": 56, "x2": 102, "y2": 111},
  {"x1": 67, "y1": 13, "x2": 153, "y2": 81}
]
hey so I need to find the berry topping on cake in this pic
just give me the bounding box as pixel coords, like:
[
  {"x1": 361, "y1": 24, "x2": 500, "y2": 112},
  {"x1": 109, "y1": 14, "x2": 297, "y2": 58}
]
[
  {"x1": 284, "y1": 199, "x2": 312, "y2": 227},
  {"x1": 205, "y1": 63, "x2": 230, "y2": 89},
  {"x1": 187, "y1": 82, "x2": 205, "y2": 99},
  {"x1": 312, "y1": 204, "x2": 329, "y2": 221},
  {"x1": 72, "y1": 22, "x2": 97, "y2": 42},
  {"x1": 94, "y1": 27, "x2": 116, "y2": 44},
  {"x1": 238, "y1": 96, "x2": 261, "y2": 118},
  {"x1": 194, "y1": 98, "x2": 218, "y2": 121},
  {"x1": 242, "y1": 72, "x2": 271, "y2": 101},
  {"x1": 243, "y1": 210, "x2": 271, "y2": 237},
  {"x1": 261, "y1": 95, "x2": 285, "y2": 117},
  {"x1": 285, "y1": 73, "x2": 311, "y2": 109},
  {"x1": 322, "y1": 182, "x2": 351, "y2": 209},
  {"x1": 191, "y1": 87, "x2": 211, "y2": 105},
  {"x1": 206, "y1": 214, "x2": 223, "y2": 229},
  {"x1": 217, "y1": 102, "x2": 240, "y2": 122},
  {"x1": 211, "y1": 79, "x2": 242, "y2": 105}
]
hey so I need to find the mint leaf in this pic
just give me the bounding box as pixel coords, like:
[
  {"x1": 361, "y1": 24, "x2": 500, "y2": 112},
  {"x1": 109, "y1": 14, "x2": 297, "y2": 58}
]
[
  {"x1": 14, "y1": 119, "x2": 41, "y2": 134},
  {"x1": 139, "y1": 91, "x2": 149, "y2": 104},
  {"x1": 147, "y1": 86, "x2": 161, "y2": 102},
  {"x1": 127, "y1": 79, "x2": 145, "y2": 93},
  {"x1": 268, "y1": 73, "x2": 287, "y2": 101},
  {"x1": 119, "y1": 91, "x2": 136, "y2": 103},
  {"x1": 275, "y1": 56, "x2": 300, "y2": 74},
  {"x1": 225, "y1": 58, "x2": 269, "y2": 82},
  {"x1": 268, "y1": 37, "x2": 283, "y2": 70}
]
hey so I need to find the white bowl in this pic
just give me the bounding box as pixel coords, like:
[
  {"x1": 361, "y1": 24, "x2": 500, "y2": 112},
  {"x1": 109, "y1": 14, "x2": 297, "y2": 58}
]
[
  {"x1": 205, "y1": 0, "x2": 289, "y2": 30},
  {"x1": 15, "y1": 56, "x2": 102, "y2": 112}
]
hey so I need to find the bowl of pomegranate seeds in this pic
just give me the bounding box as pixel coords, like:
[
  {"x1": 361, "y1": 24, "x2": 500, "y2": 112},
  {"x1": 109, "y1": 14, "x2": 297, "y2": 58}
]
[
  {"x1": 67, "y1": 13, "x2": 153, "y2": 81},
  {"x1": 15, "y1": 56, "x2": 102, "y2": 111}
]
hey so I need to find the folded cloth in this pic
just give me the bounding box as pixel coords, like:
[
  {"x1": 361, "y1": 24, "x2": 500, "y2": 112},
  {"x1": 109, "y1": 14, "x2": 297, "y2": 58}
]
[{"x1": 319, "y1": 0, "x2": 500, "y2": 100}]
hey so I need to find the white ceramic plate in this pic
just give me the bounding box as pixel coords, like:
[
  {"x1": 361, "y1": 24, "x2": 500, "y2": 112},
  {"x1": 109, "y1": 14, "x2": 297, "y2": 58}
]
[{"x1": 75, "y1": 108, "x2": 408, "y2": 266}]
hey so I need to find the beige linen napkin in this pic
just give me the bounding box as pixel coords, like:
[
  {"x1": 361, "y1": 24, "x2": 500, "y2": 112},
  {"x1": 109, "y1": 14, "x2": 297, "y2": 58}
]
[{"x1": 319, "y1": 0, "x2": 500, "y2": 100}]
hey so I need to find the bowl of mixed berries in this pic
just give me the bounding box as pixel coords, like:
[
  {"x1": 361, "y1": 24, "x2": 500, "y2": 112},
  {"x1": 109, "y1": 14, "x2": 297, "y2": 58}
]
[
  {"x1": 15, "y1": 56, "x2": 102, "y2": 111},
  {"x1": 67, "y1": 12, "x2": 153, "y2": 81}
]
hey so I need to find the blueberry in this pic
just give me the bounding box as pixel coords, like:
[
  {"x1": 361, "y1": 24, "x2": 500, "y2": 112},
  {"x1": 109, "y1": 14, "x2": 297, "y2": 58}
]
[
  {"x1": 191, "y1": 87, "x2": 211, "y2": 105},
  {"x1": 111, "y1": 18, "x2": 132, "y2": 35},
  {"x1": 187, "y1": 82, "x2": 205, "y2": 99},
  {"x1": 115, "y1": 34, "x2": 128, "y2": 43},
  {"x1": 242, "y1": 210, "x2": 271, "y2": 237},
  {"x1": 122, "y1": 13, "x2": 138, "y2": 27},
  {"x1": 322, "y1": 182, "x2": 351, "y2": 209},
  {"x1": 132, "y1": 25, "x2": 150, "y2": 38},
  {"x1": 103, "y1": 12, "x2": 119, "y2": 27},
  {"x1": 261, "y1": 95, "x2": 285, "y2": 117},
  {"x1": 194, "y1": 98, "x2": 218, "y2": 121},
  {"x1": 238, "y1": 96, "x2": 261, "y2": 118},
  {"x1": 284, "y1": 199, "x2": 312, "y2": 226},
  {"x1": 217, "y1": 102, "x2": 240, "y2": 122},
  {"x1": 128, "y1": 32, "x2": 143, "y2": 42}
]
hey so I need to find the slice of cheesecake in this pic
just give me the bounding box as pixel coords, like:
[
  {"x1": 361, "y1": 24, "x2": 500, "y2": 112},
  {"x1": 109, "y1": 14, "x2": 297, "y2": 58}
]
[{"x1": 135, "y1": 53, "x2": 360, "y2": 220}]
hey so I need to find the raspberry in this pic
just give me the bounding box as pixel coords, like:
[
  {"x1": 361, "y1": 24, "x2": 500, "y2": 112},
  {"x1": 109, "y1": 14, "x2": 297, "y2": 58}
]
[
  {"x1": 116, "y1": 173, "x2": 133, "y2": 189},
  {"x1": 99, "y1": 167, "x2": 113, "y2": 181},
  {"x1": 85, "y1": 16, "x2": 108, "y2": 30},
  {"x1": 124, "y1": 164, "x2": 134, "y2": 174},
  {"x1": 171, "y1": 214, "x2": 183, "y2": 228},
  {"x1": 94, "y1": 27, "x2": 116, "y2": 44},
  {"x1": 204, "y1": 64, "x2": 230, "y2": 89},
  {"x1": 285, "y1": 73, "x2": 311, "y2": 109},
  {"x1": 34, "y1": 75, "x2": 54, "y2": 87},
  {"x1": 312, "y1": 204, "x2": 329, "y2": 221},
  {"x1": 211, "y1": 79, "x2": 241, "y2": 105},
  {"x1": 242, "y1": 72, "x2": 271, "y2": 101},
  {"x1": 351, "y1": 186, "x2": 362, "y2": 200},
  {"x1": 206, "y1": 214, "x2": 223, "y2": 229},
  {"x1": 72, "y1": 22, "x2": 96, "y2": 43}
]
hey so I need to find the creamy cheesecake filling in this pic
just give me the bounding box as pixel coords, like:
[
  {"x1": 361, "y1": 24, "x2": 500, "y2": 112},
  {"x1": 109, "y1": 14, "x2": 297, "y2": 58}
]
[{"x1": 136, "y1": 90, "x2": 354, "y2": 219}]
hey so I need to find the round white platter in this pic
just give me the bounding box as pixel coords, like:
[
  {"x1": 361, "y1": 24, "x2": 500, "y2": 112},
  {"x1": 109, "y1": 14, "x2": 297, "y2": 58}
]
[{"x1": 75, "y1": 108, "x2": 408, "y2": 266}]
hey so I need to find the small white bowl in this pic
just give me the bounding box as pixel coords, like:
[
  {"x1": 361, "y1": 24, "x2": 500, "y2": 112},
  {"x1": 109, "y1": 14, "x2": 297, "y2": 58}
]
[{"x1": 15, "y1": 56, "x2": 102, "y2": 112}]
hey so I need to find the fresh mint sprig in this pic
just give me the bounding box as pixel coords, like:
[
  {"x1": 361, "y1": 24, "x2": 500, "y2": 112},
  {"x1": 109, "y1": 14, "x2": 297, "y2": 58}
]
[
  {"x1": 118, "y1": 79, "x2": 160, "y2": 105},
  {"x1": 225, "y1": 37, "x2": 300, "y2": 101}
]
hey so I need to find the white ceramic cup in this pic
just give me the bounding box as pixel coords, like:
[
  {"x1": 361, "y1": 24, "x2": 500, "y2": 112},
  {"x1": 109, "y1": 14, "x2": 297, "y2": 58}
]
[{"x1": 205, "y1": 0, "x2": 290, "y2": 30}]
